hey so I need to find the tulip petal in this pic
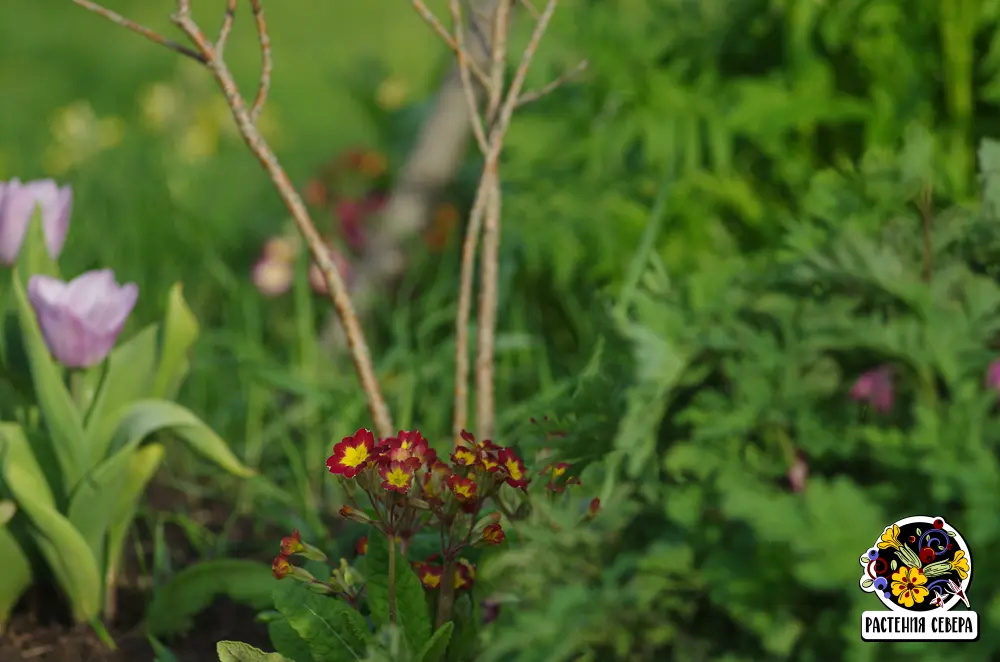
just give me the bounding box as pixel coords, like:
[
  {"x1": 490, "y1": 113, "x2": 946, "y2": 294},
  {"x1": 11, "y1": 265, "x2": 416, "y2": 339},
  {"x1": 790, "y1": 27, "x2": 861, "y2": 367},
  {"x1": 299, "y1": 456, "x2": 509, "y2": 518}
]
[
  {"x1": 0, "y1": 179, "x2": 32, "y2": 265},
  {"x1": 27, "y1": 270, "x2": 138, "y2": 369}
]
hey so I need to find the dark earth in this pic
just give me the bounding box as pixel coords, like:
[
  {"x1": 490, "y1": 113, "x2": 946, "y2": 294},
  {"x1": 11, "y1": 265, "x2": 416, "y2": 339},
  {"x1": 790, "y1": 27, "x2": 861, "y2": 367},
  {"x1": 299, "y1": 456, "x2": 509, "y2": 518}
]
[{"x1": 0, "y1": 483, "x2": 277, "y2": 662}]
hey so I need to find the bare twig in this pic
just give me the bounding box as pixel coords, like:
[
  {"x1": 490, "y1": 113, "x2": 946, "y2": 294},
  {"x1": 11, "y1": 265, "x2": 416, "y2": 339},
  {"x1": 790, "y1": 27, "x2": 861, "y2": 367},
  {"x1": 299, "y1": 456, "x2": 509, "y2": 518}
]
[
  {"x1": 450, "y1": 0, "x2": 489, "y2": 152},
  {"x1": 516, "y1": 58, "x2": 588, "y2": 108},
  {"x1": 75, "y1": 0, "x2": 394, "y2": 439},
  {"x1": 247, "y1": 0, "x2": 272, "y2": 124},
  {"x1": 216, "y1": 0, "x2": 237, "y2": 55},
  {"x1": 411, "y1": 0, "x2": 490, "y2": 89},
  {"x1": 519, "y1": 0, "x2": 540, "y2": 18},
  {"x1": 72, "y1": 0, "x2": 206, "y2": 63},
  {"x1": 485, "y1": 0, "x2": 511, "y2": 125}
]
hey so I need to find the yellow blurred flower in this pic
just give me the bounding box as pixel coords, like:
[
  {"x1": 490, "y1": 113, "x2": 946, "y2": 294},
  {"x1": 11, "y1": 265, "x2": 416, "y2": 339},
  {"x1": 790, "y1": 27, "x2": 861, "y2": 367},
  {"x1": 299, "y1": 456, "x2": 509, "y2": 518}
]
[
  {"x1": 376, "y1": 77, "x2": 408, "y2": 110},
  {"x1": 44, "y1": 100, "x2": 125, "y2": 174},
  {"x1": 140, "y1": 82, "x2": 181, "y2": 131}
]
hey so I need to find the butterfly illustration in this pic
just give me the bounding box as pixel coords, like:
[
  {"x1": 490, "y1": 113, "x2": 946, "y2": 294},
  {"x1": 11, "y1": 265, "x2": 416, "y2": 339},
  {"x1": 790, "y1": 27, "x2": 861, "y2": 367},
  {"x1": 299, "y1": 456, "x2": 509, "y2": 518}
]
[{"x1": 945, "y1": 579, "x2": 971, "y2": 609}]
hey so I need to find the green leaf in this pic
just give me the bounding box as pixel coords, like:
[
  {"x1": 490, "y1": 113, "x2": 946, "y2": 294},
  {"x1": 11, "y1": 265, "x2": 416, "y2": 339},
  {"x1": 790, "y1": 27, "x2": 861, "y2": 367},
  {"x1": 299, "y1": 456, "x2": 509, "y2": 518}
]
[
  {"x1": 446, "y1": 595, "x2": 477, "y2": 662},
  {"x1": 861, "y1": 578, "x2": 874, "y2": 589},
  {"x1": 152, "y1": 283, "x2": 198, "y2": 400},
  {"x1": 365, "y1": 533, "x2": 432, "y2": 655},
  {"x1": 106, "y1": 399, "x2": 254, "y2": 477},
  {"x1": 416, "y1": 622, "x2": 454, "y2": 662},
  {"x1": 0, "y1": 423, "x2": 101, "y2": 622},
  {"x1": 0, "y1": 500, "x2": 15, "y2": 526},
  {"x1": 272, "y1": 581, "x2": 370, "y2": 662},
  {"x1": 268, "y1": 617, "x2": 316, "y2": 662},
  {"x1": 105, "y1": 443, "x2": 164, "y2": 591},
  {"x1": 84, "y1": 325, "x2": 160, "y2": 460},
  {"x1": 145, "y1": 560, "x2": 280, "y2": 636},
  {"x1": 17, "y1": 206, "x2": 60, "y2": 280},
  {"x1": 10, "y1": 269, "x2": 86, "y2": 492},
  {"x1": 0, "y1": 524, "x2": 32, "y2": 631},
  {"x1": 66, "y1": 445, "x2": 134, "y2": 569},
  {"x1": 216, "y1": 641, "x2": 292, "y2": 662}
]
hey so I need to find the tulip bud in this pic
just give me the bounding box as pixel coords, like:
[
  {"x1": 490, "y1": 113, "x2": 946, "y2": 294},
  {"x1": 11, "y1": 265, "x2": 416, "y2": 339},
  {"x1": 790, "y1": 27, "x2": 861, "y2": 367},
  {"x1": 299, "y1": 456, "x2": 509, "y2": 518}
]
[
  {"x1": 0, "y1": 178, "x2": 72, "y2": 265},
  {"x1": 27, "y1": 270, "x2": 138, "y2": 369}
]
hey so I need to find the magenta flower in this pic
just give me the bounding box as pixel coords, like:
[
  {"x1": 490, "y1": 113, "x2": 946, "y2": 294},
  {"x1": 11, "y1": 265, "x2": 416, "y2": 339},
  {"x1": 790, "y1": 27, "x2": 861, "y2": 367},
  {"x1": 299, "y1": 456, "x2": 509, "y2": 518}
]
[
  {"x1": 308, "y1": 245, "x2": 353, "y2": 295},
  {"x1": 0, "y1": 178, "x2": 72, "y2": 265},
  {"x1": 850, "y1": 365, "x2": 894, "y2": 413},
  {"x1": 787, "y1": 451, "x2": 809, "y2": 493},
  {"x1": 985, "y1": 359, "x2": 1000, "y2": 393},
  {"x1": 27, "y1": 270, "x2": 138, "y2": 368}
]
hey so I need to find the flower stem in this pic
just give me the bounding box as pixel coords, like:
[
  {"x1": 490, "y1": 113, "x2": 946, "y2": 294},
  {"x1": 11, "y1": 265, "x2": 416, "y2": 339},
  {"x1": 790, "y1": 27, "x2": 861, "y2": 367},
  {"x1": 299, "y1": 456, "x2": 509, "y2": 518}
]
[
  {"x1": 387, "y1": 534, "x2": 398, "y2": 625},
  {"x1": 435, "y1": 559, "x2": 456, "y2": 629}
]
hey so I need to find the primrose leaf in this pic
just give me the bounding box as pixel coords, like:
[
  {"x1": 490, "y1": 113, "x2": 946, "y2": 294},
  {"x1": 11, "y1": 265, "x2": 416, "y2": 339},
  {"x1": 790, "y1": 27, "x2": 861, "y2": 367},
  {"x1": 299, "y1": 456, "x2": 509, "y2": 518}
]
[
  {"x1": 145, "y1": 559, "x2": 279, "y2": 636},
  {"x1": 216, "y1": 641, "x2": 292, "y2": 662},
  {"x1": 365, "y1": 533, "x2": 432, "y2": 655},
  {"x1": 417, "y1": 622, "x2": 455, "y2": 662},
  {"x1": 272, "y1": 581, "x2": 370, "y2": 662},
  {"x1": 268, "y1": 617, "x2": 316, "y2": 662}
]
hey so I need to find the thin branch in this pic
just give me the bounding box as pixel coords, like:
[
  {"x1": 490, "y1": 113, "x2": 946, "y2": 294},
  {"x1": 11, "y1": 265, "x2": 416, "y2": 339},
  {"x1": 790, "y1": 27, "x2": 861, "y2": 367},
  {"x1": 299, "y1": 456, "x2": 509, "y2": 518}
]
[
  {"x1": 472, "y1": 0, "x2": 558, "y2": 440},
  {"x1": 411, "y1": 0, "x2": 490, "y2": 89},
  {"x1": 247, "y1": 0, "x2": 272, "y2": 124},
  {"x1": 75, "y1": 0, "x2": 394, "y2": 439},
  {"x1": 449, "y1": 0, "x2": 489, "y2": 152},
  {"x1": 519, "y1": 0, "x2": 540, "y2": 18},
  {"x1": 216, "y1": 0, "x2": 237, "y2": 55},
  {"x1": 72, "y1": 0, "x2": 206, "y2": 63},
  {"x1": 485, "y1": 0, "x2": 511, "y2": 125},
  {"x1": 516, "y1": 59, "x2": 588, "y2": 108}
]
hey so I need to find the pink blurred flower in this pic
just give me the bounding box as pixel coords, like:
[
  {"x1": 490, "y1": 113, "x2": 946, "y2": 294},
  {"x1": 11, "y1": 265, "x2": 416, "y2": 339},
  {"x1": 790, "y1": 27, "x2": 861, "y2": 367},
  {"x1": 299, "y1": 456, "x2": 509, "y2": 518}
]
[
  {"x1": 850, "y1": 365, "x2": 894, "y2": 413},
  {"x1": 985, "y1": 359, "x2": 1000, "y2": 393},
  {"x1": 252, "y1": 255, "x2": 293, "y2": 297},
  {"x1": 309, "y1": 246, "x2": 353, "y2": 295},
  {"x1": 0, "y1": 178, "x2": 72, "y2": 265},
  {"x1": 787, "y1": 452, "x2": 808, "y2": 493},
  {"x1": 336, "y1": 194, "x2": 387, "y2": 251}
]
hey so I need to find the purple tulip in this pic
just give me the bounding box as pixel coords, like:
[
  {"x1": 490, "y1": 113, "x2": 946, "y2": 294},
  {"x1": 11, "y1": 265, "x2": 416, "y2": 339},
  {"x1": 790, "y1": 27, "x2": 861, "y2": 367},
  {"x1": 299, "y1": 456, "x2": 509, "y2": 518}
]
[
  {"x1": 850, "y1": 365, "x2": 894, "y2": 413},
  {"x1": 985, "y1": 360, "x2": 1000, "y2": 393},
  {"x1": 0, "y1": 179, "x2": 72, "y2": 265},
  {"x1": 27, "y1": 270, "x2": 138, "y2": 368}
]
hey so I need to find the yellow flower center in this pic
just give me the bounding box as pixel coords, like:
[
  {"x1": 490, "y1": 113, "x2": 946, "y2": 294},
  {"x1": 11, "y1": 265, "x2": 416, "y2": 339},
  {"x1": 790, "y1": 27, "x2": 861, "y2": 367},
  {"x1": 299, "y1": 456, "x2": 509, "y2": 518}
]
[
  {"x1": 506, "y1": 459, "x2": 523, "y2": 480},
  {"x1": 385, "y1": 467, "x2": 411, "y2": 488},
  {"x1": 341, "y1": 444, "x2": 369, "y2": 468}
]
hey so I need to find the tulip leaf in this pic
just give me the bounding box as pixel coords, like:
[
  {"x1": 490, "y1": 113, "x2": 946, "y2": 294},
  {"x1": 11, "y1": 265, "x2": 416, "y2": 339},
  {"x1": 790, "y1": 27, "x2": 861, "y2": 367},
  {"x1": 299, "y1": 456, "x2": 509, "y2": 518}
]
[
  {"x1": 107, "y1": 399, "x2": 254, "y2": 477},
  {"x1": 0, "y1": 500, "x2": 16, "y2": 526},
  {"x1": 84, "y1": 324, "x2": 160, "y2": 463},
  {"x1": 0, "y1": 423, "x2": 101, "y2": 622},
  {"x1": 18, "y1": 207, "x2": 60, "y2": 280},
  {"x1": 10, "y1": 269, "x2": 86, "y2": 492},
  {"x1": 0, "y1": 524, "x2": 32, "y2": 632},
  {"x1": 66, "y1": 445, "x2": 136, "y2": 569},
  {"x1": 145, "y1": 559, "x2": 279, "y2": 637},
  {"x1": 105, "y1": 443, "x2": 164, "y2": 599},
  {"x1": 152, "y1": 283, "x2": 198, "y2": 400}
]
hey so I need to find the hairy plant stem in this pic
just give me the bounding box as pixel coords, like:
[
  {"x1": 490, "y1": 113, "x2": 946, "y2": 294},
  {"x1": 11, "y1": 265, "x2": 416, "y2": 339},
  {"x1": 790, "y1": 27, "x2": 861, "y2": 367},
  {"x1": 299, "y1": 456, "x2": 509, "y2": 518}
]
[
  {"x1": 388, "y1": 534, "x2": 398, "y2": 625},
  {"x1": 435, "y1": 558, "x2": 457, "y2": 628}
]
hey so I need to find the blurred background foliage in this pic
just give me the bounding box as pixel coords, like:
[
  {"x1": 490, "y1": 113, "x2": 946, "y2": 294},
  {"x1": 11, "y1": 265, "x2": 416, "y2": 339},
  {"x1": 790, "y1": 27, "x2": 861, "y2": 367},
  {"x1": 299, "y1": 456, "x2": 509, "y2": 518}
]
[{"x1": 4, "y1": 0, "x2": 1000, "y2": 659}]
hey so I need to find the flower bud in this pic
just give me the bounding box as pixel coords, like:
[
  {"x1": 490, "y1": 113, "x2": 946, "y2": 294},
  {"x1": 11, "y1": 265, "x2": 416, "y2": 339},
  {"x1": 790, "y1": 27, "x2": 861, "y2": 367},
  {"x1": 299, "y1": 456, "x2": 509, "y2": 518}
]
[{"x1": 339, "y1": 505, "x2": 374, "y2": 525}]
